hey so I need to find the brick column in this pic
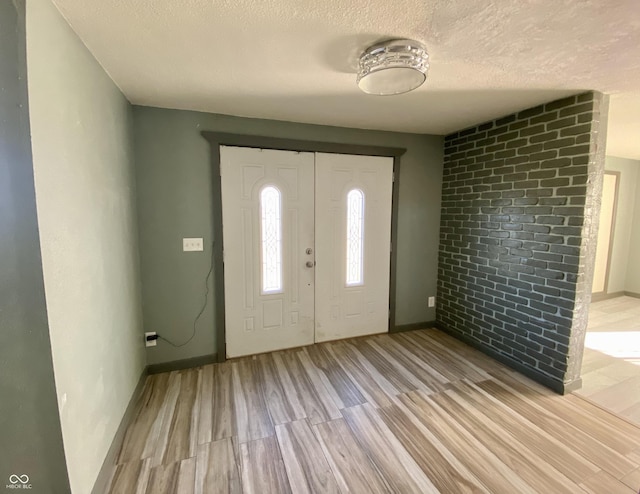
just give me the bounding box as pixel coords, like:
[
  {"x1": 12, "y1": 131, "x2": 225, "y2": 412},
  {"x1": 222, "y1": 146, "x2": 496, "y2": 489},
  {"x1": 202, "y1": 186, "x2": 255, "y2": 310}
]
[{"x1": 437, "y1": 92, "x2": 609, "y2": 393}]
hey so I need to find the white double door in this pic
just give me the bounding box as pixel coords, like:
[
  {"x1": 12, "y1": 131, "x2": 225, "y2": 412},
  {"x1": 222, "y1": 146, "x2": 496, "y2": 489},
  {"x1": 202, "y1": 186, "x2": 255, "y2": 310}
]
[{"x1": 220, "y1": 146, "x2": 393, "y2": 358}]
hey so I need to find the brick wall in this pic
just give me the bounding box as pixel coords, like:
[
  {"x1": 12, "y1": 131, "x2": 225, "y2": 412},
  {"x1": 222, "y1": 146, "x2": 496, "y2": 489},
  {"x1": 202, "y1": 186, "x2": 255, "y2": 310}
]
[{"x1": 437, "y1": 92, "x2": 608, "y2": 393}]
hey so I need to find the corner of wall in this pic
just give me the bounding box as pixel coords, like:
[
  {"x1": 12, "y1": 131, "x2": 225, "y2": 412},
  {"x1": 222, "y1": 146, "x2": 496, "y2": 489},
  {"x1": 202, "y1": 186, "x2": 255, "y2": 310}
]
[
  {"x1": 26, "y1": 0, "x2": 146, "y2": 492},
  {"x1": 563, "y1": 92, "x2": 609, "y2": 385},
  {"x1": 0, "y1": 0, "x2": 71, "y2": 491}
]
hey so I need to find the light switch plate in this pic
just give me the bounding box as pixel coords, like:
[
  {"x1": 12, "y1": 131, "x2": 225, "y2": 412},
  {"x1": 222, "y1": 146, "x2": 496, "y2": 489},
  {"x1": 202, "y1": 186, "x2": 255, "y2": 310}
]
[
  {"x1": 428, "y1": 296, "x2": 436, "y2": 307},
  {"x1": 183, "y1": 237, "x2": 204, "y2": 252}
]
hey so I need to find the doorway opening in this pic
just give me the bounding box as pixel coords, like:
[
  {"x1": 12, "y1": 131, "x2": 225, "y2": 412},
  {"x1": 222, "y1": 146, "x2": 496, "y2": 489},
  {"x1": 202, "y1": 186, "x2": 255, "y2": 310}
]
[
  {"x1": 201, "y1": 132, "x2": 405, "y2": 360},
  {"x1": 579, "y1": 158, "x2": 640, "y2": 425},
  {"x1": 220, "y1": 146, "x2": 394, "y2": 358}
]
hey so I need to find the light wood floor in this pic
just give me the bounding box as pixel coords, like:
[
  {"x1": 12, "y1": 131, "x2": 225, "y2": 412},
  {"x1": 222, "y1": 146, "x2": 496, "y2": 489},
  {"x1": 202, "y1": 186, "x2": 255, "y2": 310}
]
[
  {"x1": 105, "y1": 329, "x2": 640, "y2": 493},
  {"x1": 577, "y1": 296, "x2": 640, "y2": 425}
]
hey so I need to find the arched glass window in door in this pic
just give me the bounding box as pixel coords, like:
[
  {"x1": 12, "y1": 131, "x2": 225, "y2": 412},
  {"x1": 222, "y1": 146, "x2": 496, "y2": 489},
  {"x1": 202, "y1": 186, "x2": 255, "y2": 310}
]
[
  {"x1": 346, "y1": 189, "x2": 365, "y2": 286},
  {"x1": 260, "y1": 186, "x2": 283, "y2": 293}
]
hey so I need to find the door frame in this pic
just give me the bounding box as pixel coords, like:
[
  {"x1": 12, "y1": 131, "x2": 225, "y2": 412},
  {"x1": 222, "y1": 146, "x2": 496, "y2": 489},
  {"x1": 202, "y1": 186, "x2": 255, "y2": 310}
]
[
  {"x1": 592, "y1": 170, "x2": 620, "y2": 301},
  {"x1": 201, "y1": 131, "x2": 406, "y2": 361}
]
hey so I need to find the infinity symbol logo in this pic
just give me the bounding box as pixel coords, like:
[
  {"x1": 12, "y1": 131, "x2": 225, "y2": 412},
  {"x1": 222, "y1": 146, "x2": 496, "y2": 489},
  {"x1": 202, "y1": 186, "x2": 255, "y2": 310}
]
[{"x1": 9, "y1": 474, "x2": 29, "y2": 484}]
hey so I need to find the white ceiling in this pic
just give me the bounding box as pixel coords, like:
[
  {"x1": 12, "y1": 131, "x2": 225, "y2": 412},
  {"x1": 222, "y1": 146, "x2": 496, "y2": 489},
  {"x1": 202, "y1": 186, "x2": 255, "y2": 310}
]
[{"x1": 52, "y1": 0, "x2": 640, "y2": 158}]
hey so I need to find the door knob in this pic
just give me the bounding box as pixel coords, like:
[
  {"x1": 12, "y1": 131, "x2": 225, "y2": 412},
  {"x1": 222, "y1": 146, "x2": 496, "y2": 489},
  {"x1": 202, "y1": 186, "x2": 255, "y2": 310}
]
[{"x1": 306, "y1": 261, "x2": 314, "y2": 268}]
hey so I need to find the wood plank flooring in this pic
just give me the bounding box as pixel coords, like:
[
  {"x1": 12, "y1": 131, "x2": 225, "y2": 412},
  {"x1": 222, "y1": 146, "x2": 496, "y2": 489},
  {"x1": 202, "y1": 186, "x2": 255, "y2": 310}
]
[{"x1": 104, "y1": 329, "x2": 640, "y2": 493}]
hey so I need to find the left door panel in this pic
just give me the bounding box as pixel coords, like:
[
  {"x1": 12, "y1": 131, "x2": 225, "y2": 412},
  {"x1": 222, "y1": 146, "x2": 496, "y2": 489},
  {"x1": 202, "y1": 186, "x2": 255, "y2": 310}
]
[{"x1": 220, "y1": 146, "x2": 315, "y2": 358}]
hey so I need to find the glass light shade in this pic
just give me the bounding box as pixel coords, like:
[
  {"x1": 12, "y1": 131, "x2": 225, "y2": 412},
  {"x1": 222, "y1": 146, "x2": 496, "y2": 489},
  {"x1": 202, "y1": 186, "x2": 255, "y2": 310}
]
[{"x1": 357, "y1": 39, "x2": 429, "y2": 96}]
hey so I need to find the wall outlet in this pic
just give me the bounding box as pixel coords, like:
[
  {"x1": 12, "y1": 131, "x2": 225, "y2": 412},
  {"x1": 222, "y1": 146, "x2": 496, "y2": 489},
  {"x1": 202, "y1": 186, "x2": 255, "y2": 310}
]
[
  {"x1": 183, "y1": 237, "x2": 204, "y2": 252},
  {"x1": 145, "y1": 332, "x2": 157, "y2": 347},
  {"x1": 428, "y1": 296, "x2": 436, "y2": 308}
]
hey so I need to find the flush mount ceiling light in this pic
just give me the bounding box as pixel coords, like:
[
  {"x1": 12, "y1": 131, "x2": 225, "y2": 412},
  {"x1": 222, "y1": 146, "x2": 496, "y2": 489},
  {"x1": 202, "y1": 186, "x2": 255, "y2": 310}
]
[{"x1": 357, "y1": 39, "x2": 429, "y2": 96}]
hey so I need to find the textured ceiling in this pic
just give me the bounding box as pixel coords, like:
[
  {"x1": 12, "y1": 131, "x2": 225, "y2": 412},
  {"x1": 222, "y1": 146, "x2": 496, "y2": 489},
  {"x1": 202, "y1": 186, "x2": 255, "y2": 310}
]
[{"x1": 52, "y1": 0, "x2": 640, "y2": 158}]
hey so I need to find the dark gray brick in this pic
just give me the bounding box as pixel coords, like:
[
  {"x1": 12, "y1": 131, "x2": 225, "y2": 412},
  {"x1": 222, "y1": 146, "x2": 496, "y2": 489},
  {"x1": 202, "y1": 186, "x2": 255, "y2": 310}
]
[
  {"x1": 541, "y1": 157, "x2": 571, "y2": 169},
  {"x1": 560, "y1": 124, "x2": 592, "y2": 137},
  {"x1": 530, "y1": 150, "x2": 559, "y2": 161},
  {"x1": 534, "y1": 234, "x2": 565, "y2": 244},
  {"x1": 529, "y1": 170, "x2": 557, "y2": 179},
  {"x1": 541, "y1": 178, "x2": 570, "y2": 187},
  {"x1": 514, "y1": 198, "x2": 539, "y2": 206},
  {"x1": 547, "y1": 116, "x2": 576, "y2": 131},
  {"x1": 526, "y1": 188, "x2": 554, "y2": 198},
  {"x1": 518, "y1": 106, "x2": 545, "y2": 119},
  {"x1": 559, "y1": 103, "x2": 595, "y2": 117},
  {"x1": 517, "y1": 144, "x2": 545, "y2": 155},
  {"x1": 536, "y1": 216, "x2": 565, "y2": 225},
  {"x1": 544, "y1": 96, "x2": 577, "y2": 111},
  {"x1": 556, "y1": 187, "x2": 587, "y2": 197},
  {"x1": 502, "y1": 190, "x2": 526, "y2": 198},
  {"x1": 544, "y1": 138, "x2": 576, "y2": 150},
  {"x1": 558, "y1": 165, "x2": 588, "y2": 176},
  {"x1": 577, "y1": 113, "x2": 594, "y2": 123},
  {"x1": 577, "y1": 93, "x2": 594, "y2": 103},
  {"x1": 519, "y1": 124, "x2": 546, "y2": 137},
  {"x1": 488, "y1": 125, "x2": 511, "y2": 137},
  {"x1": 535, "y1": 269, "x2": 565, "y2": 280},
  {"x1": 496, "y1": 149, "x2": 517, "y2": 159},
  {"x1": 559, "y1": 145, "x2": 590, "y2": 157},
  {"x1": 540, "y1": 197, "x2": 568, "y2": 206},
  {"x1": 506, "y1": 138, "x2": 529, "y2": 149},
  {"x1": 531, "y1": 131, "x2": 559, "y2": 144},
  {"x1": 531, "y1": 112, "x2": 559, "y2": 124}
]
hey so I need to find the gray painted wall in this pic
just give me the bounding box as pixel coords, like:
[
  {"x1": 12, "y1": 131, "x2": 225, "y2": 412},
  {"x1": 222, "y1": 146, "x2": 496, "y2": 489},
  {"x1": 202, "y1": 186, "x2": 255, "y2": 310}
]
[
  {"x1": 133, "y1": 106, "x2": 443, "y2": 364},
  {"x1": 600, "y1": 156, "x2": 640, "y2": 294},
  {"x1": 26, "y1": 1, "x2": 146, "y2": 492},
  {"x1": 0, "y1": 1, "x2": 71, "y2": 492}
]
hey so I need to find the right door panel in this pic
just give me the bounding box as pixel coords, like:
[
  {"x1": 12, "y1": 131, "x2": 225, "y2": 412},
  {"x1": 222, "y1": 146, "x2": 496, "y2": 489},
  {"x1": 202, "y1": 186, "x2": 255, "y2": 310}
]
[{"x1": 314, "y1": 153, "x2": 394, "y2": 342}]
